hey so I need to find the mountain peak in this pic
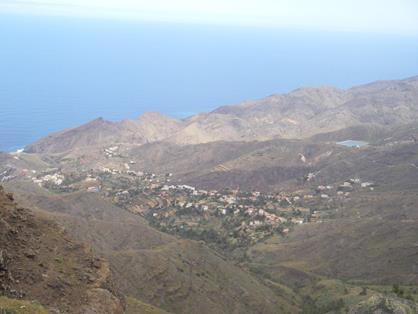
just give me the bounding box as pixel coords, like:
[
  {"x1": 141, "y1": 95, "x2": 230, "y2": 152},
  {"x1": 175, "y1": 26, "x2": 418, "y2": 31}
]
[
  {"x1": 24, "y1": 75, "x2": 418, "y2": 153},
  {"x1": 86, "y1": 117, "x2": 109, "y2": 126},
  {"x1": 289, "y1": 85, "x2": 342, "y2": 95},
  {"x1": 138, "y1": 112, "x2": 179, "y2": 123}
]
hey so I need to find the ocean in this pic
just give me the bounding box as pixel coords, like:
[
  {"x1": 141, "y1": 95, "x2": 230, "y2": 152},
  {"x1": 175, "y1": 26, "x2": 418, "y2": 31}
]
[{"x1": 1, "y1": 14, "x2": 418, "y2": 151}]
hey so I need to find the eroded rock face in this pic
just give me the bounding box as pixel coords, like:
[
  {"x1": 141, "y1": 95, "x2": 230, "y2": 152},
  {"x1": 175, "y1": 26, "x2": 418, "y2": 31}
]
[
  {"x1": 349, "y1": 295, "x2": 418, "y2": 314},
  {"x1": 0, "y1": 186, "x2": 124, "y2": 313}
]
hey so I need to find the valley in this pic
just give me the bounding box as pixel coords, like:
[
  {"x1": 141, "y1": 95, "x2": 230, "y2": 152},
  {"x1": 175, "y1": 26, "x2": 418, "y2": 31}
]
[{"x1": 2, "y1": 76, "x2": 418, "y2": 313}]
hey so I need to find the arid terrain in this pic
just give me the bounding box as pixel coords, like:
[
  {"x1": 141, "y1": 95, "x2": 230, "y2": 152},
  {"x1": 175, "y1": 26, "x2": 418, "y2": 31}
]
[{"x1": 2, "y1": 76, "x2": 418, "y2": 313}]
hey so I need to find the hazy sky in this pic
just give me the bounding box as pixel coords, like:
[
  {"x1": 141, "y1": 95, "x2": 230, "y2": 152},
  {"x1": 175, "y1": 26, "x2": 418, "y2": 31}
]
[{"x1": 1, "y1": 0, "x2": 418, "y2": 34}]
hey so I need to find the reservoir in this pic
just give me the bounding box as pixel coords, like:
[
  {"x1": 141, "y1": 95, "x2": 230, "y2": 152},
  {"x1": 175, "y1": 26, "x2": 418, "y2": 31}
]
[{"x1": 337, "y1": 140, "x2": 368, "y2": 148}]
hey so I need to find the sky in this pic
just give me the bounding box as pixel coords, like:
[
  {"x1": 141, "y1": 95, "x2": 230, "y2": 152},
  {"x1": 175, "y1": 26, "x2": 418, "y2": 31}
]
[{"x1": 1, "y1": 0, "x2": 418, "y2": 34}]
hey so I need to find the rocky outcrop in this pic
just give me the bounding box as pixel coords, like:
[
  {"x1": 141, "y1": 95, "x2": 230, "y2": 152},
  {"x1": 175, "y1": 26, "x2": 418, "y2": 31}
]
[{"x1": 349, "y1": 295, "x2": 418, "y2": 314}]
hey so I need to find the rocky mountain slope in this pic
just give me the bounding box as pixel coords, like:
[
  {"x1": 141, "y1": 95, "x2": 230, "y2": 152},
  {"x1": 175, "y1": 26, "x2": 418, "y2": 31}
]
[
  {"x1": 25, "y1": 76, "x2": 418, "y2": 154},
  {"x1": 25, "y1": 112, "x2": 182, "y2": 155},
  {"x1": 5, "y1": 183, "x2": 297, "y2": 314},
  {"x1": 201, "y1": 76, "x2": 418, "y2": 141},
  {"x1": 4, "y1": 74, "x2": 418, "y2": 313},
  {"x1": 0, "y1": 185, "x2": 124, "y2": 313}
]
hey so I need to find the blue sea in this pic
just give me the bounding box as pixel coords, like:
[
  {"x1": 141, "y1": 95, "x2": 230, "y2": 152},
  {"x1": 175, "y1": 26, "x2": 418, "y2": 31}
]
[{"x1": 1, "y1": 15, "x2": 418, "y2": 151}]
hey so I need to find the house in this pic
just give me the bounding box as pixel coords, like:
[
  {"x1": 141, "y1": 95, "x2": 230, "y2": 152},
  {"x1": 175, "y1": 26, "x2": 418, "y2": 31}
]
[
  {"x1": 338, "y1": 182, "x2": 353, "y2": 192},
  {"x1": 292, "y1": 218, "x2": 304, "y2": 225},
  {"x1": 87, "y1": 186, "x2": 100, "y2": 193},
  {"x1": 361, "y1": 182, "x2": 375, "y2": 188},
  {"x1": 295, "y1": 207, "x2": 310, "y2": 214},
  {"x1": 305, "y1": 172, "x2": 316, "y2": 181}
]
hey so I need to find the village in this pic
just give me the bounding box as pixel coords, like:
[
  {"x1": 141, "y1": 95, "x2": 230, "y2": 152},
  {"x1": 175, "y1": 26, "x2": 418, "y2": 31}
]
[{"x1": 0, "y1": 146, "x2": 377, "y2": 252}]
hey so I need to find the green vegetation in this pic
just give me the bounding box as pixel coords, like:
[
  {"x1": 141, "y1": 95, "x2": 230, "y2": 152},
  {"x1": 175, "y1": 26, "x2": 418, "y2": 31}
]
[
  {"x1": 126, "y1": 297, "x2": 170, "y2": 314},
  {"x1": 0, "y1": 297, "x2": 48, "y2": 314}
]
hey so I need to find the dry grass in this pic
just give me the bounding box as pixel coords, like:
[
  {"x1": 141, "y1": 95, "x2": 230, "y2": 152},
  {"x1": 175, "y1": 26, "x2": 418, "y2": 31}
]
[{"x1": 0, "y1": 297, "x2": 48, "y2": 314}]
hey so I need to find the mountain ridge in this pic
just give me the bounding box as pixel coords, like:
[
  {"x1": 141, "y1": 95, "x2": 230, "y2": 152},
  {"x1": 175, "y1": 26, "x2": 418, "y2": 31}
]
[
  {"x1": 3, "y1": 74, "x2": 418, "y2": 313},
  {"x1": 25, "y1": 75, "x2": 418, "y2": 154}
]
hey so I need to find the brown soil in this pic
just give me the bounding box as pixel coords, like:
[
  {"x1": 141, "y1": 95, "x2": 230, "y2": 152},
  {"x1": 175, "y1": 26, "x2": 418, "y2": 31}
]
[{"x1": 0, "y1": 185, "x2": 124, "y2": 313}]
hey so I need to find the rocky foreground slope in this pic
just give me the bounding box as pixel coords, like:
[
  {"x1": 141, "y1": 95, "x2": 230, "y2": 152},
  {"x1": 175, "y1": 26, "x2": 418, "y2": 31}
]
[
  {"x1": 5, "y1": 184, "x2": 298, "y2": 314},
  {"x1": 0, "y1": 185, "x2": 124, "y2": 313}
]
